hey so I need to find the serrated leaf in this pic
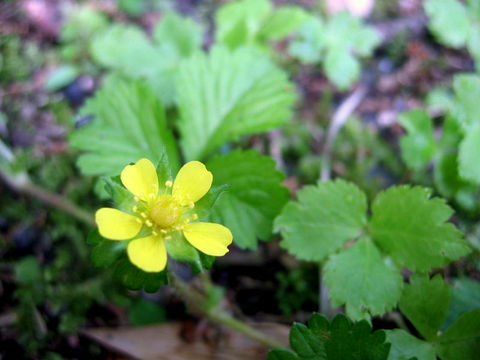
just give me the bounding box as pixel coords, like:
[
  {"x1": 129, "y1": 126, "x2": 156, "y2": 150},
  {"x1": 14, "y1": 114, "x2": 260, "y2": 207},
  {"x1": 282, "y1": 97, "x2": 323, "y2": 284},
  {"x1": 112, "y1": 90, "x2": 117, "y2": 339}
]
[
  {"x1": 434, "y1": 309, "x2": 480, "y2": 360},
  {"x1": 290, "y1": 323, "x2": 326, "y2": 359},
  {"x1": 399, "y1": 275, "x2": 451, "y2": 341},
  {"x1": 275, "y1": 180, "x2": 367, "y2": 262},
  {"x1": 385, "y1": 329, "x2": 436, "y2": 360},
  {"x1": 324, "y1": 238, "x2": 403, "y2": 320},
  {"x1": 113, "y1": 258, "x2": 167, "y2": 293},
  {"x1": 207, "y1": 150, "x2": 288, "y2": 249},
  {"x1": 370, "y1": 186, "x2": 470, "y2": 272},
  {"x1": 458, "y1": 125, "x2": 480, "y2": 184},
  {"x1": 324, "y1": 49, "x2": 360, "y2": 90},
  {"x1": 399, "y1": 110, "x2": 436, "y2": 170},
  {"x1": 70, "y1": 76, "x2": 179, "y2": 176},
  {"x1": 424, "y1": 0, "x2": 469, "y2": 48},
  {"x1": 176, "y1": 46, "x2": 295, "y2": 160}
]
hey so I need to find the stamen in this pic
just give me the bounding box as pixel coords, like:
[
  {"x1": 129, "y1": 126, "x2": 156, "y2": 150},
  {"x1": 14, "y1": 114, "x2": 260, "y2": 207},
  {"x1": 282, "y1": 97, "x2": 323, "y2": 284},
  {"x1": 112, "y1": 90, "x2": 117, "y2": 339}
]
[
  {"x1": 165, "y1": 236, "x2": 172, "y2": 240},
  {"x1": 160, "y1": 229, "x2": 168, "y2": 234},
  {"x1": 188, "y1": 202, "x2": 194, "y2": 209},
  {"x1": 141, "y1": 212, "x2": 148, "y2": 218},
  {"x1": 152, "y1": 230, "x2": 158, "y2": 236},
  {"x1": 191, "y1": 213, "x2": 198, "y2": 220},
  {"x1": 135, "y1": 218, "x2": 143, "y2": 224},
  {"x1": 145, "y1": 220, "x2": 153, "y2": 227},
  {"x1": 134, "y1": 196, "x2": 140, "y2": 202},
  {"x1": 132, "y1": 205, "x2": 138, "y2": 212},
  {"x1": 165, "y1": 180, "x2": 173, "y2": 188}
]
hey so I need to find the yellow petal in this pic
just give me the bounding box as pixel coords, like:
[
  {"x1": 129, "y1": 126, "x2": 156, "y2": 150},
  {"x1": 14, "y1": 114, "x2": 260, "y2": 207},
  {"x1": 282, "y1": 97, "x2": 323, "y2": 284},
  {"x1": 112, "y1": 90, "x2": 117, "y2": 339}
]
[
  {"x1": 127, "y1": 235, "x2": 167, "y2": 272},
  {"x1": 173, "y1": 161, "x2": 212, "y2": 205},
  {"x1": 95, "y1": 208, "x2": 142, "y2": 240},
  {"x1": 183, "y1": 222, "x2": 232, "y2": 256},
  {"x1": 120, "y1": 158, "x2": 158, "y2": 201}
]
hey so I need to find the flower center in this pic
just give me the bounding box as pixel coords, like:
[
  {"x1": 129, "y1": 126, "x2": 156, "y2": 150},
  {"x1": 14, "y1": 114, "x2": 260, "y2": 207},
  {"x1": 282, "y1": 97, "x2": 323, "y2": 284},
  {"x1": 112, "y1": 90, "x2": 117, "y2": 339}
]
[{"x1": 149, "y1": 195, "x2": 182, "y2": 229}]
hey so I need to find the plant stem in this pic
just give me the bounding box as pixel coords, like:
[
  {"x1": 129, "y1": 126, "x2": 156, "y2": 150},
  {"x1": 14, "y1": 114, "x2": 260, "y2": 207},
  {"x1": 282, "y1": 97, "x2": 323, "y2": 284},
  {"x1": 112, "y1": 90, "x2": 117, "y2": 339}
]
[
  {"x1": 167, "y1": 270, "x2": 284, "y2": 349},
  {"x1": 0, "y1": 169, "x2": 95, "y2": 227}
]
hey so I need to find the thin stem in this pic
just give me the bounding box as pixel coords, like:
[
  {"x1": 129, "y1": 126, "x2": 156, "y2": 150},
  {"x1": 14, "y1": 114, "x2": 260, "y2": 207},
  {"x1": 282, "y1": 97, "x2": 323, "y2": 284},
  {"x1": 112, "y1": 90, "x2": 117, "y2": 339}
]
[
  {"x1": 0, "y1": 169, "x2": 95, "y2": 227},
  {"x1": 167, "y1": 270, "x2": 284, "y2": 349}
]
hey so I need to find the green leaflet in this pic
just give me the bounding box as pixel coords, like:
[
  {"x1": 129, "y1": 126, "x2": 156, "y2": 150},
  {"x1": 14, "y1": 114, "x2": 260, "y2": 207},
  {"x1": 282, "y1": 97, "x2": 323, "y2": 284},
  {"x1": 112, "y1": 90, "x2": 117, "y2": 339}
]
[
  {"x1": 207, "y1": 150, "x2": 289, "y2": 249},
  {"x1": 176, "y1": 46, "x2": 295, "y2": 160},
  {"x1": 70, "y1": 76, "x2": 180, "y2": 176}
]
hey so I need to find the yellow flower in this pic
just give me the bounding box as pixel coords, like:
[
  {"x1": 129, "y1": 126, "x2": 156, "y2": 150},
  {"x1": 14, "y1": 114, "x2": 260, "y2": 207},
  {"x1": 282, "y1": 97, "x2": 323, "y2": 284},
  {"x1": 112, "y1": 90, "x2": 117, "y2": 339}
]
[{"x1": 95, "y1": 158, "x2": 233, "y2": 272}]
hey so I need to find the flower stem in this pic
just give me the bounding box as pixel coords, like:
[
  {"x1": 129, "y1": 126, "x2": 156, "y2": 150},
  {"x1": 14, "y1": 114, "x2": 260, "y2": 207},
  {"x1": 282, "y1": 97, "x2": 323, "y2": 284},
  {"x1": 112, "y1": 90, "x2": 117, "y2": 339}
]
[
  {"x1": 0, "y1": 169, "x2": 95, "y2": 227},
  {"x1": 167, "y1": 270, "x2": 284, "y2": 349}
]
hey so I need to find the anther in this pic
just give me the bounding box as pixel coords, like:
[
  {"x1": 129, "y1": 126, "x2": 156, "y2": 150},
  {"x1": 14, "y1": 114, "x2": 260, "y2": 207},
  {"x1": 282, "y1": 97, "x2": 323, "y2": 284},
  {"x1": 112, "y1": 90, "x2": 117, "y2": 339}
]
[
  {"x1": 152, "y1": 230, "x2": 158, "y2": 236},
  {"x1": 165, "y1": 236, "x2": 172, "y2": 240},
  {"x1": 160, "y1": 229, "x2": 168, "y2": 234},
  {"x1": 134, "y1": 196, "x2": 140, "y2": 202},
  {"x1": 141, "y1": 212, "x2": 147, "y2": 218},
  {"x1": 188, "y1": 202, "x2": 194, "y2": 209},
  {"x1": 191, "y1": 213, "x2": 198, "y2": 220},
  {"x1": 132, "y1": 205, "x2": 138, "y2": 212},
  {"x1": 145, "y1": 220, "x2": 153, "y2": 227},
  {"x1": 165, "y1": 180, "x2": 173, "y2": 188},
  {"x1": 135, "y1": 218, "x2": 143, "y2": 224}
]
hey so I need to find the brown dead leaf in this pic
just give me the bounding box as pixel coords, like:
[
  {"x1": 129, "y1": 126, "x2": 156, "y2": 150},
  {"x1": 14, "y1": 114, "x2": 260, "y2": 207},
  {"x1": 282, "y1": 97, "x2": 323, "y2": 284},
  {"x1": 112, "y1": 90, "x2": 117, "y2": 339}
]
[{"x1": 82, "y1": 321, "x2": 289, "y2": 360}]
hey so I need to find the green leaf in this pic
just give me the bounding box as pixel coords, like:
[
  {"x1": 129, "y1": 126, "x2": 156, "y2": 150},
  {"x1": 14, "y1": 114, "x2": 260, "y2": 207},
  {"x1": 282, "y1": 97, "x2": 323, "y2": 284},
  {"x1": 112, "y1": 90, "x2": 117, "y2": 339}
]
[
  {"x1": 458, "y1": 125, "x2": 480, "y2": 184},
  {"x1": 90, "y1": 24, "x2": 182, "y2": 105},
  {"x1": 44, "y1": 65, "x2": 78, "y2": 91},
  {"x1": 215, "y1": 0, "x2": 271, "y2": 48},
  {"x1": 275, "y1": 180, "x2": 367, "y2": 262},
  {"x1": 258, "y1": 6, "x2": 310, "y2": 41},
  {"x1": 434, "y1": 309, "x2": 480, "y2": 360},
  {"x1": 91, "y1": 239, "x2": 124, "y2": 267},
  {"x1": 324, "y1": 238, "x2": 403, "y2": 320},
  {"x1": 399, "y1": 275, "x2": 451, "y2": 341},
  {"x1": 399, "y1": 110, "x2": 437, "y2": 170},
  {"x1": 453, "y1": 73, "x2": 480, "y2": 128},
  {"x1": 444, "y1": 277, "x2": 480, "y2": 329},
  {"x1": 290, "y1": 323, "x2": 326, "y2": 359},
  {"x1": 424, "y1": 0, "x2": 469, "y2": 48},
  {"x1": 128, "y1": 298, "x2": 166, "y2": 325},
  {"x1": 113, "y1": 258, "x2": 167, "y2": 293},
  {"x1": 385, "y1": 329, "x2": 436, "y2": 360},
  {"x1": 207, "y1": 150, "x2": 289, "y2": 249},
  {"x1": 288, "y1": 17, "x2": 324, "y2": 64},
  {"x1": 324, "y1": 49, "x2": 360, "y2": 90},
  {"x1": 70, "y1": 76, "x2": 179, "y2": 176},
  {"x1": 370, "y1": 186, "x2": 470, "y2": 272},
  {"x1": 268, "y1": 349, "x2": 299, "y2": 360},
  {"x1": 153, "y1": 12, "x2": 202, "y2": 58},
  {"x1": 176, "y1": 46, "x2": 295, "y2": 160},
  {"x1": 165, "y1": 232, "x2": 206, "y2": 273}
]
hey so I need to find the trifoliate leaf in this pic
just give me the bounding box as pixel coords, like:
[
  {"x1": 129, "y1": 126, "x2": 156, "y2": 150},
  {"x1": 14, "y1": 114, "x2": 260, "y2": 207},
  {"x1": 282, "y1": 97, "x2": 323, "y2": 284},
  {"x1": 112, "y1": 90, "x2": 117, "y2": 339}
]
[
  {"x1": 324, "y1": 238, "x2": 403, "y2": 320},
  {"x1": 399, "y1": 275, "x2": 451, "y2": 341},
  {"x1": 275, "y1": 180, "x2": 367, "y2": 262},
  {"x1": 444, "y1": 277, "x2": 480, "y2": 329},
  {"x1": 399, "y1": 110, "x2": 436, "y2": 170},
  {"x1": 176, "y1": 46, "x2": 295, "y2": 160},
  {"x1": 269, "y1": 313, "x2": 390, "y2": 360},
  {"x1": 324, "y1": 49, "x2": 360, "y2": 91},
  {"x1": 424, "y1": 0, "x2": 469, "y2": 48},
  {"x1": 114, "y1": 258, "x2": 167, "y2": 293},
  {"x1": 434, "y1": 309, "x2": 480, "y2": 360},
  {"x1": 458, "y1": 125, "x2": 480, "y2": 184},
  {"x1": 370, "y1": 186, "x2": 470, "y2": 272},
  {"x1": 70, "y1": 76, "x2": 179, "y2": 176},
  {"x1": 385, "y1": 329, "x2": 436, "y2": 360},
  {"x1": 207, "y1": 150, "x2": 288, "y2": 249}
]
